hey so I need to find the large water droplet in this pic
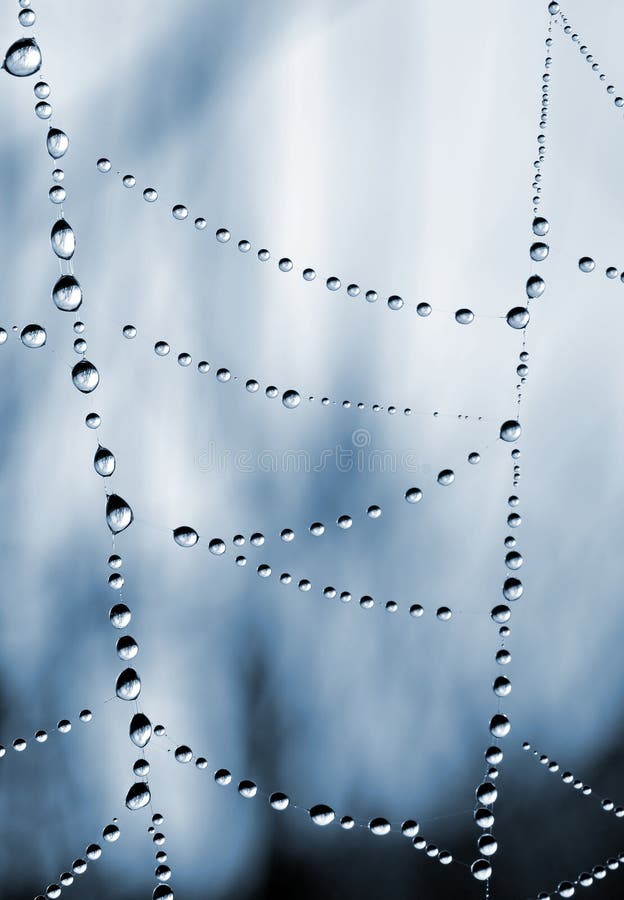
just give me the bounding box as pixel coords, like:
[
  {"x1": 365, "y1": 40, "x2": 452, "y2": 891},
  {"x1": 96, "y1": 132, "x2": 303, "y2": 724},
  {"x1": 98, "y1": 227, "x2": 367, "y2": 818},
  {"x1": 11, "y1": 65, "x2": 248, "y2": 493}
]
[
  {"x1": 72, "y1": 360, "x2": 99, "y2": 393},
  {"x1": 94, "y1": 445, "x2": 115, "y2": 477},
  {"x1": 173, "y1": 526, "x2": 198, "y2": 547},
  {"x1": 310, "y1": 804, "x2": 335, "y2": 826},
  {"x1": 578, "y1": 256, "x2": 595, "y2": 273},
  {"x1": 282, "y1": 390, "x2": 301, "y2": 409},
  {"x1": 369, "y1": 818, "x2": 391, "y2": 835},
  {"x1": 506, "y1": 307, "x2": 529, "y2": 329},
  {"x1": 532, "y1": 216, "x2": 549, "y2": 236},
  {"x1": 500, "y1": 420, "x2": 521, "y2": 442},
  {"x1": 106, "y1": 494, "x2": 133, "y2": 534},
  {"x1": 3, "y1": 37, "x2": 41, "y2": 77},
  {"x1": 269, "y1": 792, "x2": 290, "y2": 810},
  {"x1": 20, "y1": 324, "x2": 46, "y2": 348},
  {"x1": 129, "y1": 713, "x2": 152, "y2": 748},
  {"x1": 116, "y1": 667, "x2": 141, "y2": 701},
  {"x1": 529, "y1": 242, "x2": 549, "y2": 261},
  {"x1": 47, "y1": 128, "x2": 69, "y2": 159},
  {"x1": 125, "y1": 781, "x2": 151, "y2": 810},
  {"x1": 52, "y1": 274, "x2": 82, "y2": 311},
  {"x1": 526, "y1": 275, "x2": 545, "y2": 299},
  {"x1": 489, "y1": 713, "x2": 511, "y2": 738},
  {"x1": 50, "y1": 218, "x2": 75, "y2": 259},
  {"x1": 455, "y1": 308, "x2": 474, "y2": 325},
  {"x1": 471, "y1": 859, "x2": 492, "y2": 881}
]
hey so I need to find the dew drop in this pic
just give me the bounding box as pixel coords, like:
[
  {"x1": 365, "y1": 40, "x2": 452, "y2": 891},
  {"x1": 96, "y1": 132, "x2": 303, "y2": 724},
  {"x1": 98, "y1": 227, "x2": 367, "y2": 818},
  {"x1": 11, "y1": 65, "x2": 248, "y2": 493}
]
[
  {"x1": 369, "y1": 818, "x2": 391, "y2": 835},
  {"x1": 129, "y1": 713, "x2": 152, "y2": 748},
  {"x1": 125, "y1": 782, "x2": 151, "y2": 811},
  {"x1": 578, "y1": 256, "x2": 595, "y2": 272},
  {"x1": 310, "y1": 804, "x2": 335, "y2": 826},
  {"x1": 51, "y1": 218, "x2": 75, "y2": 259},
  {"x1": 437, "y1": 469, "x2": 455, "y2": 485},
  {"x1": 532, "y1": 216, "x2": 549, "y2": 236},
  {"x1": 172, "y1": 204, "x2": 188, "y2": 220},
  {"x1": 526, "y1": 275, "x2": 545, "y2": 299},
  {"x1": 72, "y1": 359, "x2": 99, "y2": 393},
  {"x1": 269, "y1": 792, "x2": 290, "y2": 811},
  {"x1": 500, "y1": 419, "x2": 521, "y2": 442},
  {"x1": 506, "y1": 307, "x2": 529, "y2": 329},
  {"x1": 52, "y1": 274, "x2": 82, "y2": 311},
  {"x1": 116, "y1": 667, "x2": 141, "y2": 701},
  {"x1": 20, "y1": 323, "x2": 46, "y2": 348},
  {"x1": 529, "y1": 242, "x2": 549, "y2": 261},
  {"x1": 405, "y1": 487, "x2": 423, "y2": 503},
  {"x1": 455, "y1": 308, "x2": 474, "y2": 324},
  {"x1": 173, "y1": 526, "x2": 198, "y2": 547},
  {"x1": 46, "y1": 128, "x2": 69, "y2": 160},
  {"x1": 97, "y1": 158, "x2": 111, "y2": 173},
  {"x1": 489, "y1": 713, "x2": 511, "y2": 738},
  {"x1": 106, "y1": 494, "x2": 133, "y2": 534},
  {"x1": 282, "y1": 389, "x2": 301, "y2": 409},
  {"x1": 110, "y1": 603, "x2": 131, "y2": 629},
  {"x1": 3, "y1": 37, "x2": 41, "y2": 77}
]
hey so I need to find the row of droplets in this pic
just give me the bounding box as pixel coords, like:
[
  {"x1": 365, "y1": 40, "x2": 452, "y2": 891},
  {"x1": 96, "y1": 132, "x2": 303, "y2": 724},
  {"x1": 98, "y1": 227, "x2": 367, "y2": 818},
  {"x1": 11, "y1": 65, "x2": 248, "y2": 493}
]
[
  {"x1": 0, "y1": 707, "x2": 93, "y2": 757},
  {"x1": 34, "y1": 821, "x2": 121, "y2": 900},
  {"x1": 2, "y1": 13, "x2": 173, "y2": 900}
]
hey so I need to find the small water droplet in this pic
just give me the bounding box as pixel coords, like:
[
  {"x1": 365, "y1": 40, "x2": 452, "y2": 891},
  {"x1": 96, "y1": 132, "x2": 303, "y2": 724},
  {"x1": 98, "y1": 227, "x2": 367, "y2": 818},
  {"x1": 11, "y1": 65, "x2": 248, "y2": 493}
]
[
  {"x1": 173, "y1": 526, "x2": 198, "y2": 547},
  {"x1": 143, "y1": 187, "x2": 158, "y2": 202},
  {"x1": 455, "y1": 308, "x2": 474, "y2": 324},
  {"x1": 310, "y1": 804, "x2": 335, "y2": 826},
  {"x1": 532, "y1": 216, "x2": 549, "y2": 236},
  {"x1": 72, "y1": 360, "x2": 99, "y2": 393},
  {"x1": 51, "y1": 218, "x2": 75, "y2": 259},
  {"x1": 578, "y1": 256, "x2": 595, "y2": 272},
  {"x1": 106, "y1": 494, "x2": 133, "y2": 534},
  {"x1": 437, "y1": 469, "x2": 455, "y2": 485},
  {"x1": 94, "y1": 445, "x2": 115, "y2": 477},
  {"x1": 129, "y1": 713, "x2": 151, "y2": 748},
  {"x1": 20, "y1": 323, "x2": 46, "y2": 348},
  {"x1": 279, "y1": 258, "x2": 293, "y2": 272},
  {"x1": 416, "y1": 301, "x2": 432, "y2": 316},
  {"x1": 216, "y1": 228, "x2": 230, "y2": 242},
  {"x1": 97, "y1": 157, "x2": 111, "y2": 173},
  {"x1": 388, "y1": 295, "x2": 403, "y2": 310},
  {"x1": 172, "y1": 204, "x2": 188, "y2": 220}
]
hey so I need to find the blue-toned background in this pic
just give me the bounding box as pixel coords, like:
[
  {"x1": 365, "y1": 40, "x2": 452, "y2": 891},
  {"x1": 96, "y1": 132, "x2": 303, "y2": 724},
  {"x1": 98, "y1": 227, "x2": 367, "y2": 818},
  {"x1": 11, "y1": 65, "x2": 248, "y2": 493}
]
[{"x1": 1, "y1": 1, "x2": 624, "y2": 897}]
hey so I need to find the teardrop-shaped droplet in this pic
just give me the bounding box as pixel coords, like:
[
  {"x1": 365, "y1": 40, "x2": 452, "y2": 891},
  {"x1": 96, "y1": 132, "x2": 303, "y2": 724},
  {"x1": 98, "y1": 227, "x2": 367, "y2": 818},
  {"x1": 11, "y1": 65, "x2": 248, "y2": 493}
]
[
  {"x1": 500, "y1": 420, "x2": 521, "y2": 442},
  {"x1": 106, "y1": 493, "x2": 133, "y2": 534},
  {"x1": 310, "y1": 804, "x2": 335, "y2": 826},
  {"x1": 115, "y1": 667, "x2": 141, "y2": 701},
  {"x1": 129, "y1": 713, "x2": 152, "y2": 748},
  {"x1": 20, "y1": 324, "x2": 46, "y2": 348},
  {"x1": 52, "y1": 274, "x2": 82, "y2": 311},
  {"x1": 3, "y1": 37, "x2": 41, "y2": 77},
  {"x1": 125, "y1": 781, "x2": 151, "y2": 811},
  {"x1": 506, "y1": 307, "x2": 529, "y2": 329},
  {"x1": 72, "y1": 360, "x2": 99, "y2": 393},
  {"x1": 526, "y1": 275, "x2": 545, "y2": 299},
  {"x1": 94, "y1": 445, "x2": 116, "y2": 477},
  {"x1": 489, "y1": 713, "x2": 511, "y2": 738},
  {"x1": 46, "y1": 128, "x2": 69, "y2": 159},
  {"x1": 50, "y1": 218, "x2": 75, "y2": 259},
  {"x1": 173, "y1": 526, "x2": 198, "y2": 547}
]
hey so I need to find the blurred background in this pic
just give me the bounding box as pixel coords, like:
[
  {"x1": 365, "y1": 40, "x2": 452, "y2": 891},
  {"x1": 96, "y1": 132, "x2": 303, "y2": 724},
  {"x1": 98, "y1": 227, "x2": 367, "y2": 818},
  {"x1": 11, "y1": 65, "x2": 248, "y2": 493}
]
[{"x1": 1, "y1": 0, "x2": 624, "y2": 897}]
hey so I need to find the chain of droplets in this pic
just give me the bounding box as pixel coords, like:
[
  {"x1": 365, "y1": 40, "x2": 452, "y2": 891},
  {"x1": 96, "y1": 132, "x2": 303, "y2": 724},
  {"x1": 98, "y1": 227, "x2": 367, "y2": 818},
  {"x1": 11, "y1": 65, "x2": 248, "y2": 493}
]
[
  {"x1": 522, "y1": 741, "x2": 624, "y2": 818},
  {"x1": 150, "y1": 727, "x2": 470, "y2": 868},
  {"x1": 0, "y1": 706, "x2": 94, "y2": 757},
  {"x1": 122, "y1": 325, "x2": 487, "y2": 422},
  {"x1": 552, "y1": 2, "x2": 624, "y2": 121},
  {"x1": 96, "y1": 158, "x2": 531, "y2": 329},
  {"x1": 2, "y1": 9, "x2": 173, "y2": 900},
  {"x1": 464, "y1": 7, "x2": 560, "y2": 890},
  {"x1": 575, "y1": 255, "x2": 624, "y2": 284},
  {"x1": 33, "y1": 820, "x2": 121, "y2": 900},
  {"x1": 532, "y1": 851, "x2": 623, "y2": 899}
]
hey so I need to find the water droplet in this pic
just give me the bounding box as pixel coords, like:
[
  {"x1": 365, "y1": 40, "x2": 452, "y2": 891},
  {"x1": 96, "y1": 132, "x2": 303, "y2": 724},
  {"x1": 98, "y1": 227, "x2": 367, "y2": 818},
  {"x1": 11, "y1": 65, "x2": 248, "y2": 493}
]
[
  {"x1": 214, "y1": 227, "x2": 231, "y2": 243},
  {"x1": 279, "y1": 258, "x2": 293, "y2": 272},
  {"x1": 143, "y1": 187, "x2": 158, "y2": 202},
  {"x1": 506, "y1": 307, "x2": 529, "y2": 329},
  {"x1": 51, "y1": 218, "x2": 75, "y2": 259},
  {"x1": 46, "y1": 128, "x2": 69, "y2": 160},
  {"x1": 347, "y1": 284, "x2": 360, "y2": 297},
  {"x1": 52, "y1": 274, "x2": 82, "y2": 311},
  {"x1": 500, "y1": 419, "x2": 521, "y2": 442},
  {"x1": 49, "y1": 185, "x2": 66, "y2": 204},
  {"x1": 282, "y1": 389, "x2": 301, "y2": 409},
  {"x1": 529, "y1": 242, "x2": 549, "y2": 261},
  {"x1": 327, "y1": 277, "x2": 341, "y2": 291},
  {"x1": 18, "y1": 9, "x2": 36, "y2": 27},
  {"x1": 116, "y1": 667, "x2": 141, "y2": 701},
  {"x1": 578, "y1": 256, "x2": 595, "y2": 272},
  {"x1": 209, "y1": 538, "x2": 226, "y2": 555},
  {"x1": 3, "y1": 37, "x2": 41, "y2": 76},
  {"x1": 34, "y1": 80, "x2": 49, "y2": 98},
  {"x1": 388, "y1": 294, "x2": 404, "y2": 310},
  {"x1": 258, "y1": 248, "x2": 270, "y2": 261},
  {"x1": 238, "y1": 780, "x2": 257, "y2": 798},
  {"x1": 20, "y1": 323, "x2": 46, "y2": 348},
  {"x1": 106, "y1": 494, "x2": 133, "y2": 534},
  {"x1": 173, "y1": 526, "x2": 198, "y2": 548},
  {"x1": 493, "y1": 675, "x2": 511, "y2": 697},
  {"x1": 172, "y1": 204, "x2": 188, "y2": 220},
  {"x1": 238, "y1": 239, "x2": 251, "y2": 252},
  {"x1": 468, "y1": 451, "x2": 481, "y2": 464},
  {"x1": 153, "y1": 886, "x2": 174, "y2": 900},
  {"x1": 110, "y1": 603, "x2": 131, "y2": 629},
  {"x1": 214, "y1": 768, "x2": 231, "y2": 785},
  {"x1": 129, "y1": 713, "x2": 151, "y2": 748},
  {"x1": 369, "y1": 818, "x2": 391, "y2": 835},
  {"x1": 72, "y1": 360, "x2": 99, "y2": 393},
  {"x1": 416, "y1": 301, "x2": 432, "y2": 317},
  {"x1": 310, "y1": 804, "x2": 335, "y2": 826},
  {"x1": 125, "y1": 782, "x2": 151, "y2": 810},
  {"x1": 94, "y1": 445, "x2": 115, "y2": 477},
  {"x1": 489, "y1": 713, "x2": 511, "y2": 738},
  {"x1": 154, "y1": 341, "x2": 170, "y2": 356},
  {"x1": 103, "y1": 824, "x2": 120, "y2": 843},
  {"x1": 269, "y1": 791, "x2": 289, "y2": 810},
  {"x1": 526, "y1": 275, "x2": 545, "y2": 299},
  {"x1": 455, "y1": 308, "x2": 474, "y2": 324},
  {"x1": 437, "y1": 469, "x2": 455, "y2": 485},
  {"x1": 116, "y1": 635, "x2": 138, "y2": 660},
  {"x1": 217, "y1": 368, "x2": 231, "y2": 382},
  {"x1": 97, "y1": 158, "x2": 111, "y2": 173},
  {"x1": 35, "y1": 100, "x2": 51, "y2": 118},
  {"x1": 532, "y1": 216, "x2": 549, "y2": 236},
  {"x1": 175, "y1": 745, "x2": 193, "y2": 763},
  {"x1": 471, "y1": 859, "x2": 492, "y2": 881},
  {"x1": 302, "y1": 268, "x2": 316, "y2": 281}
]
